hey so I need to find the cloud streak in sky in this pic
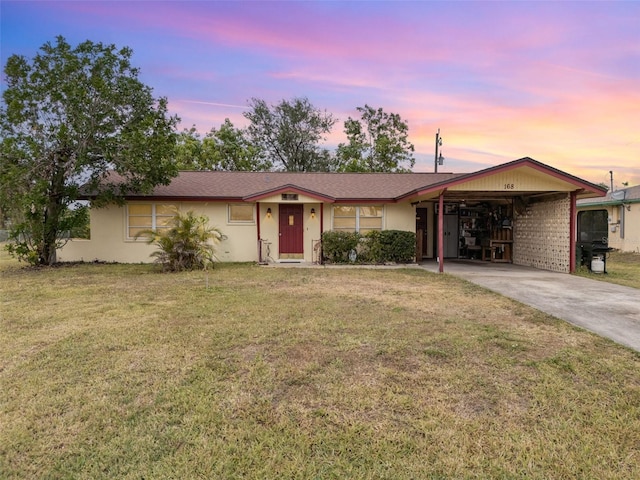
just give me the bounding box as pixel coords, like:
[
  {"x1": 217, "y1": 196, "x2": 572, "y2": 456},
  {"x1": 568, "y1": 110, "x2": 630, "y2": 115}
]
[{"x1": 2, "y1": 0, "x2": 639, "y2": 186}]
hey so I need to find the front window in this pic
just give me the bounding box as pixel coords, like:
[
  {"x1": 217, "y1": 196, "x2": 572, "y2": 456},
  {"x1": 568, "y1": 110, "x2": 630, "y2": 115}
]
[
  {"x1": 228, "y1": 204, "x2": 255, "y2": 223},
  {"x1": 127, "y1": 203, "x2": 175, "y2": 238},
  {"x1": 333, "y1": 205, "x2": 383, "y2": 233}
]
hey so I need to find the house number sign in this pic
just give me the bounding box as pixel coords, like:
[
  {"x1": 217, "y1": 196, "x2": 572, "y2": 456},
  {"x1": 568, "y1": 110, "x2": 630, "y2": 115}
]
[{"x1": 503, "y1": 183, "x2": 515, "y2": 190}]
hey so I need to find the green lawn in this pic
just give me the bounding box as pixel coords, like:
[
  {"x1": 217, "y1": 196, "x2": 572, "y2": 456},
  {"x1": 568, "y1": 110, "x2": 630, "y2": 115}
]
[
  {"x1": 574, "y1": 250, "x2": 640, "y2": 289},
  {"x1": 1, "y1": 255, "x2": 639, "y2": 479}
]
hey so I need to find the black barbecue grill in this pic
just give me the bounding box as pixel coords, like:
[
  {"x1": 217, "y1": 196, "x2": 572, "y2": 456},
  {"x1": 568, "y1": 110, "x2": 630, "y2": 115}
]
[
  {"x1": 578, "y1": 239, "x2": 613, "y2": 273},
  {"x1": 577, "y1": 209, "x2": 613, "y2": 273}
]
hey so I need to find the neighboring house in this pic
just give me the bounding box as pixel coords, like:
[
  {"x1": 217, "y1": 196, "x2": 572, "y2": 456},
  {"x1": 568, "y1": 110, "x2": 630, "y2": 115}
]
[
  {"x1": 59, "y1": 157, "x2": 606, "y2": 273},
  {"x1": 577, "y1": 184, "x2": 640, "y2": 253}
]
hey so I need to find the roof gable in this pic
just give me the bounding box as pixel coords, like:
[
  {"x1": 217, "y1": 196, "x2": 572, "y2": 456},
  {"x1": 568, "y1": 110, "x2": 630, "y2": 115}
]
[
  {"x1": 398, "y1": 157, "x2": 607, "y2": 201},
  {"x1": 243, "y1": 185, "x2": 336, "y2": 203}
]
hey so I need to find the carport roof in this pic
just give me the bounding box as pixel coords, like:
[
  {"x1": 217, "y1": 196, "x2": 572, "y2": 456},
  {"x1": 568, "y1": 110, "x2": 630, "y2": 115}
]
[{"x1": 398, "y1": 157, "x2": 607, "y2": 202}]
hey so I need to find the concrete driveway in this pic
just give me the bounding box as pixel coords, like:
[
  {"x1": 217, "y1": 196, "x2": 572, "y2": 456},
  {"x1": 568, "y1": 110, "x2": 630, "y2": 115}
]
[{"x1": 421, "y1": 260, "x2": 640, "y2": 352}]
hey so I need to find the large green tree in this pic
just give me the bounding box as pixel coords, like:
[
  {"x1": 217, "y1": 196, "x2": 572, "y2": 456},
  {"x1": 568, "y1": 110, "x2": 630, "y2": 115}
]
[
  {"x1": 0, "y1": 36, "x2": 179, "y2": 265},
  {"x1": 244, "y1": 97, "x2": 337, "y2": 172},
  {"x1": 174, "y1": 126, "x2": 205, "y2": 171},
  {"x1": 176, "y1": 119, "x2": 270, "y2": 171},
  {"x1": 337, "y1": 105, "x2": 415, "y2": 172}
]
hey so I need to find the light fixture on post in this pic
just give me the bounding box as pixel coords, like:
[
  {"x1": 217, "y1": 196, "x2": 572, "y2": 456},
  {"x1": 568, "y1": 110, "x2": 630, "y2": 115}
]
[
  {"x1": 310, "y1": 208, "x2": 316, "y2": 219},
  {"x1": 434, "y1": 128, "x2": 444, "y2": 173},
  {"x1": 266, "y1": 207, "x2": 272, "y2": 219}
]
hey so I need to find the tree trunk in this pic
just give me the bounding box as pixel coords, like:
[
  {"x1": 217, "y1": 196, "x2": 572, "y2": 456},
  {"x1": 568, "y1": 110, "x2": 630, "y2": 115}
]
[
  {"x1": 39, "y1": 197, "x2": 63, "y2": 265},
  {"x1": 39, "y1": 156, "x2": 67, "y2": 265}
]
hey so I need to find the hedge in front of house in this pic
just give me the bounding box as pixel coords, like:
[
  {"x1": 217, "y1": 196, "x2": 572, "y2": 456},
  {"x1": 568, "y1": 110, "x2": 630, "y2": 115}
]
[
  {"x1": 321, "y1": 231, "x2": 361, "y2": 263},
  {"x1": 374, "y1": 229, "x2": 416, "y2": 263},
  {"x1": 322, "y1": 230, "x2": 415, "y2": 264}
]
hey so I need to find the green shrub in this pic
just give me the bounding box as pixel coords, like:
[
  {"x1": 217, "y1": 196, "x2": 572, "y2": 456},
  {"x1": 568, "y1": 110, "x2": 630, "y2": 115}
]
[
  {"x1": 377, "y1": 230, "x2": 416, "y2": 263},
  {"x1": 321, "y1": 231, "x2": 360, "y2": 263},
  {"x1": 360, "y1": 230, "x2": 383, "y2": 263},
  {"x1": 5, "y1": 203, "x2": 90, "y2": 265},
  {"x1": 322, "y1": 229, "x2": 415, "y2": 264},
  {"x1": 136, "y1": 209, "x2": 222, "y2": 271}
]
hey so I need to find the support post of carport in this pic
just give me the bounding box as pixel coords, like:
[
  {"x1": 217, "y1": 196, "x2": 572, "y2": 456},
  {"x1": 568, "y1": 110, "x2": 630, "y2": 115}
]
[
  {"x1": 256, "y1": 202, "x2": 262, "y2": 262},
  {"x1": 438, "y1": 189, "x2": 446, "y2": 273}
]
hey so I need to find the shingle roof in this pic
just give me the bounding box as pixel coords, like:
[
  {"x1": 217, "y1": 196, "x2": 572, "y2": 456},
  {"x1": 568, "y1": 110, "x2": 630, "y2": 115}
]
[
  {"x1": 111, "y1": 171, "x2": 464, "y2": 202},
  {"x1": 94, "y1": 157, "x2": 606, "y2": 203}
]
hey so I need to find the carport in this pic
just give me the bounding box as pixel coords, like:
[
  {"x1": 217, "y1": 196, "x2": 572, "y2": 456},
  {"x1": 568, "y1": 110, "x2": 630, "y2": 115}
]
[{"x1": 403, "y1": 158, "x2": 607, "y2": 274}]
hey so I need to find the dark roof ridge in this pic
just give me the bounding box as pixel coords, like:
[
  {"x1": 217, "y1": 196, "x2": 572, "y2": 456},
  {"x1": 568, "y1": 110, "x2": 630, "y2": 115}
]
[{"x1": 173, "y1": 170, "x2": 446, "y2": 175}]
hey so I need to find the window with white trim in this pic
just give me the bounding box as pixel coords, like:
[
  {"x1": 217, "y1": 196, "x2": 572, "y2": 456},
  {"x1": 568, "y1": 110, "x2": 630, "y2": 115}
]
[
  {"x1": 127, "y1": 203, "x2": 176, "y2": 238},
  {"x1": 333, "y1": 205, "x2": 383, "y2": 233},
  {"x1": 228, "y1": 204, "x2": 255, "y2": 223}
]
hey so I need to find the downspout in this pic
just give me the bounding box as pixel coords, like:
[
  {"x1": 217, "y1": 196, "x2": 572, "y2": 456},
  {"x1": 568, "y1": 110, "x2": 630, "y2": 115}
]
[
  {"x1": 619, "y1": 205, "x2": 625, "y2": 239},
  {"x1": 256, "y1": 201, "x2": 262, "y2": 263},
  {"x1": 438, "y1": 190, "x2": 446, "y2": 273},
  {"x1": 320, "y1": 204, "x2": 325, "y2": 265},
  {"x1": 569, "y1": 192, "x2": 576, "y2": 273}
]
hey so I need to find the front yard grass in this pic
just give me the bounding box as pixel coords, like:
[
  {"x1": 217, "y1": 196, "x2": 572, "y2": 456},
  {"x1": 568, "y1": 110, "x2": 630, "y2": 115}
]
[
  {"x1": 1, "y1": 254, "x2": 639, "y2": 479},
  {"x1": 575, "y1": 250, "x2": 640, "y2": 289}
]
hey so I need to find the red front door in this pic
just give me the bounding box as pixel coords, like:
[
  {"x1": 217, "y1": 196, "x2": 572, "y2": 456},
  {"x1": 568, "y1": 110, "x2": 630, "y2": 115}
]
[{"x1": 279, "y1": 204, "x2": 304, "y2": 258}]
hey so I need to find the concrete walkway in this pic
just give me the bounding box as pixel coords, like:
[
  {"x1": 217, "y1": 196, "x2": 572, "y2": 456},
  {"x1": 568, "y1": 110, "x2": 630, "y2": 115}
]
[{"x1": 420, "y1": 260, "x2": 640, "y2": 352}]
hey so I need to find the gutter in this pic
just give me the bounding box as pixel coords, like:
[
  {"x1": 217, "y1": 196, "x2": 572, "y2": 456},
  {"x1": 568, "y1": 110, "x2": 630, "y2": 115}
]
[{"x1": 576, "y1": 198, "x2": 640, "y2": 208}]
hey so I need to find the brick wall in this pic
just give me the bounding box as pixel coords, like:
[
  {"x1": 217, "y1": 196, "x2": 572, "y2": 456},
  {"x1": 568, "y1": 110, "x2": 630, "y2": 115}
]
[{"x1": 513, "y1": 195, "x2": 571, "y2": 273}]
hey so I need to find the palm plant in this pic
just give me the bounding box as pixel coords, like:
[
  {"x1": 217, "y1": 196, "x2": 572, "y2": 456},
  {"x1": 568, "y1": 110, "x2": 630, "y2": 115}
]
[{"x1": 136, "y1": 209, "x2": 222, "y2": 271}]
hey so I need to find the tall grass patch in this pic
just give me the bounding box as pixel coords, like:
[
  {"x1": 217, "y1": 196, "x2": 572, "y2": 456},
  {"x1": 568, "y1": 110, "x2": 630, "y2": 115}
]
[
  {"x1": 575, "y1": 250, "x2": 640, "y2": 289},
  {"x1": 1, "y1": 256, "x2": 639, "y2": 479}
]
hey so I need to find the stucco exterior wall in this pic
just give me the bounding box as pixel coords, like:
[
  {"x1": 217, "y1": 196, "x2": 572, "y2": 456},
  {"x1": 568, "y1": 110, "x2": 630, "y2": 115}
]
[
  {"x1": 188, "y1": 202, "x2": 258, "y2": 263},
  {"x1": 59, "y1": 201, "x2": 349, "y2": 264},
  {"x1": 608, "y1": 205, "x2": 640, "y2": 253},
  {"x1": 513, "y1": 195, "x2": 571, "y2": 272},
  {"x1": 59, "y1": 202, "x2": 261, "y2": 264},
  {"x1": 58, "y1": 204, "x2": 154, "y2": 263}
]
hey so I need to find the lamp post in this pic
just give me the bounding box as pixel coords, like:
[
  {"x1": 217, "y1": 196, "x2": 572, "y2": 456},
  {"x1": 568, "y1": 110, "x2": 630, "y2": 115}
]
[{"x1": 434, "y1": 128, "x2": 444, "y2": 173}]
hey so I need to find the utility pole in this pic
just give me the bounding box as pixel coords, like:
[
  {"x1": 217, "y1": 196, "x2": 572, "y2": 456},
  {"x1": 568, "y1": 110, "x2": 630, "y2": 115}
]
[
  {"x1": 609, "y1": 170, "x2": 614, "y2": 192},
  {"x1": 434, "y1": 129, "x2": 443, "y2": 173}
]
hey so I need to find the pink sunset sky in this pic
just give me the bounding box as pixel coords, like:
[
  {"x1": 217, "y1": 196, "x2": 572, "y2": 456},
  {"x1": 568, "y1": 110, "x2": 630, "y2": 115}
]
[{"x1": 2, "y1": 1, "x2": 639, "y2": 186}]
